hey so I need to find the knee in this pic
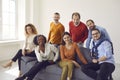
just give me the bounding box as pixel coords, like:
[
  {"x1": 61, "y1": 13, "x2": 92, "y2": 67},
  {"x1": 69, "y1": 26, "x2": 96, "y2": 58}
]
[
  {"x1": 62, "y1": 66, "x2": 68, "y2": 72},
  {"x1": 67, "y1": 62, "x2": 74, "y2": 68},
  {"x1": 18, "y1": 49, "x2": 22, "y2": 53}
]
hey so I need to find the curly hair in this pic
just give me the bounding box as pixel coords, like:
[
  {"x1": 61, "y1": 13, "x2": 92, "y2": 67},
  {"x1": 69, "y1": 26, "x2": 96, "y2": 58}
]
[{"x1": 25, "y1": 23, "x2": 38, "y2": 36}]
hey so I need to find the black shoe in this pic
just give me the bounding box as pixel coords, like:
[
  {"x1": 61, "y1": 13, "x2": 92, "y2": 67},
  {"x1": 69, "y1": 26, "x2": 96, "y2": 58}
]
[{"x1": 15, "y1": 76, "x2": 25, "y2": 80}]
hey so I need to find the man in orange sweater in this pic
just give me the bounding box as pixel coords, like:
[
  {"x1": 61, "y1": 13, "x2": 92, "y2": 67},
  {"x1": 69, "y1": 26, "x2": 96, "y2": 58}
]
[{"x1": 48, "y1": 12, "x2": 65, "y2": 47}]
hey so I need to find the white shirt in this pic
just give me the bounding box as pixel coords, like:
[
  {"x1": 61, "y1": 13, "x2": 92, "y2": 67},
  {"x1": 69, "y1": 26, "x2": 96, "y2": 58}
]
[
  {"x1": 35, "y1": 43, "x2": 59, "y2": 62},
  {"x1": 23, "y1": 34, "x2": 36, "y2": 51}
]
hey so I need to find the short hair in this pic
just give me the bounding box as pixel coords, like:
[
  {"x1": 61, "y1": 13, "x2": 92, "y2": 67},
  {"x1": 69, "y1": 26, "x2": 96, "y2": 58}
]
[
  {"x1": 91, "y1": 28, "x2": 100, "y2": 33},
  {"x1": 33, "y1": 34, "x2": 47, "y2": 45},
  {"x1": 86, "y1": 19, "x2": 94, "y2": 24},
  {"x1": 72, "y1": 12, "x2": 80, "y2": 19},
  {"x1": 54, "y1": 12, "x2": 60, "y2": 16}
]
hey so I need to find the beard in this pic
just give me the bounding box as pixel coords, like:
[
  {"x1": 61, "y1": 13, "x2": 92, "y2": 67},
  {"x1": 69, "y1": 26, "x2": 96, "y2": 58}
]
[
  {"x1": 74, "y1": 22, "x2": 80, "y2": 26},
  {"x1": 54, "y1": 19, "x2": 59, "y2": 22}
]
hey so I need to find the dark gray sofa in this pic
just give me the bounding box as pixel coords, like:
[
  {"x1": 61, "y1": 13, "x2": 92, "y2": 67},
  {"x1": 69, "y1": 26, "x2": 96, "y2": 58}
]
[{"x1": 20, "y1": 47, "x2": 94, "y2": 80}]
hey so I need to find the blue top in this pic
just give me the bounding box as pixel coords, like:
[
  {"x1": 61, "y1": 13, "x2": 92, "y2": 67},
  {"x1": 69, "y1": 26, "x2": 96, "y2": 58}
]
[
  {"x1": 86, "y1": 25, "x2": 111, "y2": 48},
  {"x1": 91, "y1": 40, "x2": 115, "y2": 65}
]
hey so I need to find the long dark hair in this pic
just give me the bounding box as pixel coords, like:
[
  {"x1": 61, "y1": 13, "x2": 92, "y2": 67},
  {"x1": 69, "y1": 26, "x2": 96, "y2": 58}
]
[
  {"x1": 62, "y1": 32, "x2": 71, "y2": 45},
  {"x1": 33, "y1": 34, "x2": 47, "y2": 45}
]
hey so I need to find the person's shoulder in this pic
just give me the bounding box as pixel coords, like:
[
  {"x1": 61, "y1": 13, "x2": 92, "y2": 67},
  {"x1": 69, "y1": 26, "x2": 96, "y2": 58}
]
[
  {"x1": 33, "y1": 34, "x2": 37, "y2": 37},
  {"x1": 72, "y1": 42, "x2": 78, "y2": 47},
  {"x1": 50, "y1": 22, "x2": 54, "y2": 24},
  {"x1": 59, "y1": 44, "x2": 65, "y2": 48},
  {"x1": 69, "y1": 21, "x2": 72, "y2": 23},
  {"x1": 102, "y1": 40, "x2": 111, "y2": 45},
  {"x1": 46, "y1": 43, "x2": 52, "y2": 46},
  {"x1": 80, "y1": 21, "x2": 85, "y2": 25},
  {"x1": 96, "y1": 25, "x2": 105, "y2": 30},
  {"x1": 60, "y1": 44, "x2": 64, "y2": 47},
  {"x1": 97, "y1": 39, "x2": 111, "y2": 47},
  {"x1": 59, "y1": 22, "x2": 64, "y2": 27},
  {"x1": 69, "y1": 21, "x2": 73, "y2": 25},
  {"x1": 80, "y1": 21, "x2": 87, "y2": 27},
  {"x1": 35, "y1": 46, "x2": 39, "y2": 51},
  {"x1": 50, "y1": 22, "x2": 54, "y2": 26}
]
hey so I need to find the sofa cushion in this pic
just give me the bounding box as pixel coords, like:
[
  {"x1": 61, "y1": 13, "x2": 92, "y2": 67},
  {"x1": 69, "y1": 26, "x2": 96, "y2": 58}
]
[
  {"x1": 45, "y1": 64, "x2": 62, "y2": 75},
  {"x1": 21, "y1": 56, "x2": 37, "y2": 63},
  {"x1": 76, "y1": 47, "x2": 92, "y2": 64},
  {"x1": 45, "y1": 64, "x2": 94, "y2": 80},
  {"x1": 73, "y1": 68, "x2": 94, "y2": 80}
]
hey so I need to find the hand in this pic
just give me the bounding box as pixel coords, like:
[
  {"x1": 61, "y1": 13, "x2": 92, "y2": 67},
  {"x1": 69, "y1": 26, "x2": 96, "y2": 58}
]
[
  {"x1": 22, "y1": 49, "x2": 26, "y2": 56},
  {"x1": 27, "y1": 50, "x2": 32, "y2": 53},
  {"x1": 92, "y1": 59, "x2": 98, "y2": 63},
  {"x1": 72, "y1": 61, "x2": 80, "y2": 68},
  {"x1": 48, "y1": 60, "x2": 54, "y2": 64}
]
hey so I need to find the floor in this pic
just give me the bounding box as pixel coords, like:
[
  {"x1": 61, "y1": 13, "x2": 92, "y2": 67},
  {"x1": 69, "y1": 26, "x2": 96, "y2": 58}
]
[
  {"x1": 0, "y1": 61, "x2": 120, "y2": 80},
  {"x1": 0, "y1": 61, "x2": 18, "y2": 80}
]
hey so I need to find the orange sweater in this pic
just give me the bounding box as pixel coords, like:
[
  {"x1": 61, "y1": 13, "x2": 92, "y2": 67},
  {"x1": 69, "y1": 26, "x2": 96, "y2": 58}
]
[
  {"x1": 48, "y1": 22, "x2": 65, "y2": 44},
  {"x1": 60, "y1": 42, "x2": 87, "y2": 64}
]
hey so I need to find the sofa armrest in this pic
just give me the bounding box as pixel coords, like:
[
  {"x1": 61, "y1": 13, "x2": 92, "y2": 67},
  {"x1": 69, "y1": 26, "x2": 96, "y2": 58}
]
[{"x1": 75, "y1": 47, "x2": 92, "y2": 64}]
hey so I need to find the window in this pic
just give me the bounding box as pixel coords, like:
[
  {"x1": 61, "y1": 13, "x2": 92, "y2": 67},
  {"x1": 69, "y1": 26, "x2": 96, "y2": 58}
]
[{"x1": 0, "y1": 0, "x2": 16, "y2": 41}]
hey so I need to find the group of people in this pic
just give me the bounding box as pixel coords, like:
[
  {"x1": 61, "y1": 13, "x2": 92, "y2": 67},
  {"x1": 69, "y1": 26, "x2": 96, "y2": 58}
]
[{"x1": 3, "y1": 12, "x2": 115, "y2": 80}]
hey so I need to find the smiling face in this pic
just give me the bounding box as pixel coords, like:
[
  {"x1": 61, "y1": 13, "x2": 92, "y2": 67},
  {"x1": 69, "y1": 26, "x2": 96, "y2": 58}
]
[
  {"x1": 86, "y1": 20, "x2": 95, "y2": 29},
  {"x1": 92, "y1": 29, "x2": 101, "y2": 41},
  {"x1": 26, "y1": 26, "x2": 33, "y2": 34},
  {"x1": 37, "y1": 36, "x2": 46, "y2": 45},
  {"x1": 53, "y1": 13, "x2": 60, "y2": 23},
  {"x1": 63, "y1": 34, "x2": 71, "y2": 44},
  {"x1": 72, "y1": 15, "x2": 80, "y2": 26}
]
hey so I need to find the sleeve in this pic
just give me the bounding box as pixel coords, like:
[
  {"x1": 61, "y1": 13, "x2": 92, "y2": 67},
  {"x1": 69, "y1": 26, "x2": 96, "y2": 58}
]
[
  {"x1": 60, "y1": 25, "x2": 65, "y2": 43},
  {"x1": 102, "y1": 41, "x2": 113, "y2": 59},
  {"x1": 60, "y1": 25, "x2": 65, "y2": 34},
  {"x1": 86, "y1": 30, "x2": 92, "y2": 48},
  {"x1": 81, "y1": 25, "x2": 88, "y2": 43},
  {"x1": 69, "y1": 21, "x2": 72, "y2": 37},
  {"x1": 60, "y1": 45, "x2": 66, "y2": 60},
  {"x1": 22, "y1": 37, "x2": 27, "y2": 50},
  {"x1": 48, "y1": 23, "x2": 52, "y2": 42},
  {"x1": 102, "y1": 28, "x2": 111, "y2": 41},
  {"x1": 50, "y1": 45, "x2": 59, "y2": 62},
  {"x1": 35, "y1": 46, "x2": 42, "y2": 62},
  {"x1": 75, "y1": 43, "x2": 88, "y2": 64}
]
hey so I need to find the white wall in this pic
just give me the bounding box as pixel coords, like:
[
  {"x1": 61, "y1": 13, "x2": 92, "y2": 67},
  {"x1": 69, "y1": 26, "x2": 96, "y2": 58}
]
[
  {"x1": 0, "y1": 0, "x2": 120, "y2": 63},
  {"x1": 0, "y1": 41, "x2": 23, "y2": 61},
  {"x1": 32, "y1": 0, "x2": 120, "y2": 63}
]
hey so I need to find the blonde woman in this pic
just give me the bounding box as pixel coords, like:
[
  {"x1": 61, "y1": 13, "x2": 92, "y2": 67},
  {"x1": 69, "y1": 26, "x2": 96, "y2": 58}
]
[
  {"x1": 59, "y1": 32, "x2": 87, "y2": 80},
  {"x1": 3, "y1": 23, "x2": 38, "y2": 76}
]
